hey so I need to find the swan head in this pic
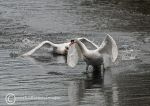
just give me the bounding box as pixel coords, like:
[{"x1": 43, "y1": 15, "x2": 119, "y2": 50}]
[{"x1": 70, "y1": 40, "x2": 75, "y2": 45}]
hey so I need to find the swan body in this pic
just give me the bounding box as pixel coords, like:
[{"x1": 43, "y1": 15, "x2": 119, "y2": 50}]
[
  {"x1": 67, "y1": 34, "x2": 118, "y2": 72},
  {"x1": 22, "y1": 38, "x2": 98, "y2": 56}
]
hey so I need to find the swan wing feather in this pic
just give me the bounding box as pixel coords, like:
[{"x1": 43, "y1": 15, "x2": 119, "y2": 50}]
[
  {"x1": 22, "y1": 41, "x2": 57, "y2": 56},
  {"x1": 99, "y1": 34, "x2": 118, "y2": 62},
  {"x1": 67, "y1": 44, "x2": 79, "y2": 67},
  {"x1": 78, "y1": 37, "x2": 98, "y2": 49}
]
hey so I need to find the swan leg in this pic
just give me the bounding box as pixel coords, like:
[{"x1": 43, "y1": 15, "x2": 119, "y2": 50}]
[
  {"x1": 86, "y1": 65, "x2": 89, "y2": 71},
  {"x1": 101, "y1": 63, "x2": 105, "y2": 77},
  {"x1": 82, "y1": 64, "x2": 89, "y2": 75},
  {"x1": 103, "y1": 63, "x2": 105, "y2": 71},
  {"x1": 93, "y1": 65, "x2": 101, "y2": 77},
  {"x1": 86, "y1": 64, "x2": 89, "y2": 73}
]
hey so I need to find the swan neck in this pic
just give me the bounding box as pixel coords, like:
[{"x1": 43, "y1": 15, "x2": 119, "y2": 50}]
[{"x1": 76, "y1": 40, "x2": 88, "y2": 54}]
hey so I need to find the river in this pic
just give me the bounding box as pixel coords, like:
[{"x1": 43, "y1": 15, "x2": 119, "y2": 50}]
[{"x1": 0, "y1": 0, "x2": 150, "y2": 106}]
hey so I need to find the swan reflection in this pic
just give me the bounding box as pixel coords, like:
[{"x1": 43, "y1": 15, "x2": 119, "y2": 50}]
[{"x1": 68, "y1": 69, "x2": 117, "y2": 106}]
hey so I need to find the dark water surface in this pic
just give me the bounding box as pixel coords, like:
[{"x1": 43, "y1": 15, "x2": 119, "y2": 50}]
[{"x1": 0, "y1": 0, "x2": 150, "y2": 106}]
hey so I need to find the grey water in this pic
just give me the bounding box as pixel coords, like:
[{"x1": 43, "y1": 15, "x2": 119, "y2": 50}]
[{"x1": 0, "y1": 0, "x2": 150, "y2": 106}]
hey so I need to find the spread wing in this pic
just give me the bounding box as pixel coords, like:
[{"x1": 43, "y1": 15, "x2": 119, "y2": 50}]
[
  {"x1": 22, "y1": 41, "x2": 57, "y2": 56},
  {"x1": 99, "y1": 34, "x2": 118, "y2": 62},
  {"x1": 67, "y1": 44, "x2": 79, "y2": 67}
]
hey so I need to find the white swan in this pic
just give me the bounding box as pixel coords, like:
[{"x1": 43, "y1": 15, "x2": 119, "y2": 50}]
[
  {"x1": 67, "y1": 34, "x2": 118, "y2": 72},
  {"x1": 22, "y1": 38, "x2": 98, "y2": 56}
]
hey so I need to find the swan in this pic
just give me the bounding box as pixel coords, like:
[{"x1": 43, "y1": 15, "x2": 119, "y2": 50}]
[
  {"x1": 22, "y1": 38, "x2": 98, "y2": 56},
  {"x1": 67, "y1": 34, "x2": 118, "y2": 72}
]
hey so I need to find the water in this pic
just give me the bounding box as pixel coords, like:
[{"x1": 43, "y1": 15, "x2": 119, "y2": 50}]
[{"x1": 0, "y1": 0, "x2": 150, "y2": 106}]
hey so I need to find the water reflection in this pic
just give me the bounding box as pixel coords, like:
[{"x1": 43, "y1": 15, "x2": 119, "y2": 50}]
[
  {"x1": 23, "y1": 54, "x2": 67, "y2": 64},
  {"x1": 114, "y1": 64, "x2": 150, "y2": 106},
  {"x1": 68, "y1": 69, "x2": 116, "y2": 106}
]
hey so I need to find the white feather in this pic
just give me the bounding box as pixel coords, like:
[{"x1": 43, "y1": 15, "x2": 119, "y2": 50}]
[
  {"x1": 67, "y1": 34, "x2": 118, "y2": 70},
  {"x1": 22, "y1": 41, "x2": 57, "y2": 56},
  {"x1": 67, "y1": 44, "x2": 79, "y2": 67},
  {"x1": 22, "y1": 38, "x2": 98, "y2": 56},
  {"x1": 99, "y1": 34, "x2": 118, "y2": 62}
]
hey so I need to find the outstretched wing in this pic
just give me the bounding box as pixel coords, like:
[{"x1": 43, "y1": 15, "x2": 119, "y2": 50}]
[
  {"x1": 78, "y1": 37, "x2": 98, "y2": 50},
  {"x1": 67, "y1": 44, "x2": 79, "y2": 67},
  {"x1": 99, "y1": 34, "x2": 118, "y2": 62},
  {"x1": 22, "y1": 41, "x2": 57, "y2": 56}
]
